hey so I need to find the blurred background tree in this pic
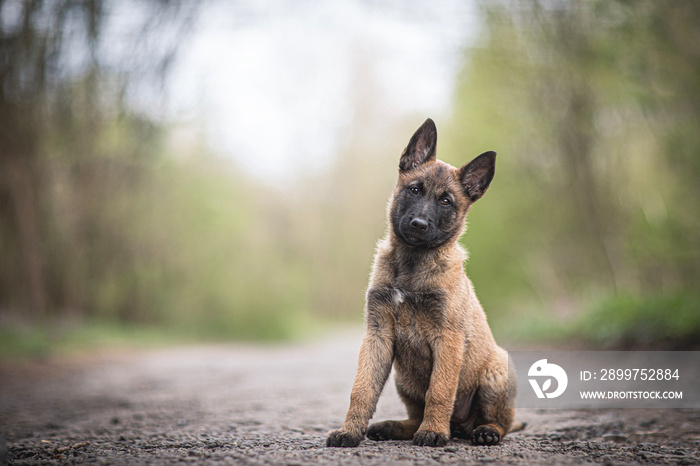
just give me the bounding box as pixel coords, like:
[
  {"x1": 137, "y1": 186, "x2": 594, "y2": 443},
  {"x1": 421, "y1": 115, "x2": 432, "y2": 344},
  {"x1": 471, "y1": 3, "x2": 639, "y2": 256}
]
[
  {"x1": 445, "y1": 0, "x2": 700, "y2": 347},
  {"x1": 0, "y1": 0, "x2": 200, "y2": 330},
  {"x1": 1, "y1": 0, "x2": 698, "y2": 353}
]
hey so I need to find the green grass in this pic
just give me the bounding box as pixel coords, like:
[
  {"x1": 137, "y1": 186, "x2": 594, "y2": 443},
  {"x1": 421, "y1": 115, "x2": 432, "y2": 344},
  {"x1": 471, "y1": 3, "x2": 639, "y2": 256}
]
[
  {"x1": 0, "y1": 313, "x2": 337, "y2": 361},
  {"x1": 0, "y1": 321, "x2": 187, "y2": 360},
  {"x1": 492, "y1": 293, "x2": 700, "y2": 349},
  {"x1": 575, "y1": 293, "x2": 700, "y2": 349},
  {"x1": 3, "y1": 292, "x2": 697, "y2": 360}
]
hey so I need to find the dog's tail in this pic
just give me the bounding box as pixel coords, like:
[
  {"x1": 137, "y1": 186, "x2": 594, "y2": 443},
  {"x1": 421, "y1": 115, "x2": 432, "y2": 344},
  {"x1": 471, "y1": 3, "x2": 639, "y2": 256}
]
[{"x1": 508, "y1": 420, "x2": 527, "y2": 433}]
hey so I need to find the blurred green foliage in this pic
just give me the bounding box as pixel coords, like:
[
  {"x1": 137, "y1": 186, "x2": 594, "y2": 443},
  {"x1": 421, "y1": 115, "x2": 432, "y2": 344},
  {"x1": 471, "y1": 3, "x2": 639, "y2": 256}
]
[
  {"x1": 0, "y1": 320, "x2": 188, "y2": 360},
  {"x1": 441, "y1": 0, "x2": 700, "y2": 347},
  {"x1": 578, "y1": 293, "x2": 700, "y2": 349},
  {"x1": 492, "y1": 293, "x2": 700, "y2": 350},
  {"x1": 1, "y1": 0, "x2": 699, "y2": 353}
]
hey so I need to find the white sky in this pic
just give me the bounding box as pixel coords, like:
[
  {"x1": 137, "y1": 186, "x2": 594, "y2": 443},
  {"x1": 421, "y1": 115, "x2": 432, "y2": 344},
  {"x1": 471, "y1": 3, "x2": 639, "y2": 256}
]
[{"x1": 166, "y1": 0, "x2": 480, "y2": 180}]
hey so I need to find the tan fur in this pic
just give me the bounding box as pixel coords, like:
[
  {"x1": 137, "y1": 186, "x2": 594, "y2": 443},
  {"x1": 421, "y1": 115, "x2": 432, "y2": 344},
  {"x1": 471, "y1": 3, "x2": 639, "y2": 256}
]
[{"x1": 327, "y1": 120, "x2": 517, "y2": 448}]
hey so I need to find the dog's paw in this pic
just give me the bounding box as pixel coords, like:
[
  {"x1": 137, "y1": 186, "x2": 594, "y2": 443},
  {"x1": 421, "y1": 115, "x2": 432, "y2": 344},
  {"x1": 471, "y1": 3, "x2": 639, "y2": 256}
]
[
  {"x1": 449, "y1": 422, "x2": 470, "y2": 440},
  {"x1": 368, "y1": 421, "x2": 398, "y2": 441},
  {"x1": 368, "y1": 420, "x2": 416, "y2": 441},
  {"x1": 471, "y1": 425, "x2": 501, "y2": 446},
  {"x1": 326, "y1": 429, "x2": 364, "y2": 448},
  {"x1": 413, "y1": 429, "x2": 449, "y2": 447}
]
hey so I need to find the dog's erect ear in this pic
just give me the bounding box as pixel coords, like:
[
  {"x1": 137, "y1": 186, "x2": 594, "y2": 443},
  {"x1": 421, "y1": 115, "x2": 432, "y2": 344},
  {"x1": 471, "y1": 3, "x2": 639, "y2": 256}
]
[
  {"x1": 457, "y1": 151, "x2": 496, "y2": 202},
  {"x1": 399, "y1": 118, "x2": 437, "y2": 172}
]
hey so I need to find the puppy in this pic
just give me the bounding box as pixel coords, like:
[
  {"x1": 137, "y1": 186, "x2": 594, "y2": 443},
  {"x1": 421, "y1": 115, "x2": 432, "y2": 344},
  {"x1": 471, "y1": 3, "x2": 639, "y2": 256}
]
[{"x1": 327, "y1": 118, "x2": 518, "y2": 448}]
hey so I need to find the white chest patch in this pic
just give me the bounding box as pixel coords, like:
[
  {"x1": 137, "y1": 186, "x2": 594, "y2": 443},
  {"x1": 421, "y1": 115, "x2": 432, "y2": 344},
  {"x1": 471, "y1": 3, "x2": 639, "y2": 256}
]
[{"x1": 392, "y1": 288, "x2": 405, "y2": 306}]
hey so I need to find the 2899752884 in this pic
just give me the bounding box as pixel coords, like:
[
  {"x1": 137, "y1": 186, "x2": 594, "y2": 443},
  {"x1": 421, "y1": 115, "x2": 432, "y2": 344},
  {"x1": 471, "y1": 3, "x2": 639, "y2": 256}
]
[{"x1": 581, "y1": 368, "x2": 680, "y2": 382}]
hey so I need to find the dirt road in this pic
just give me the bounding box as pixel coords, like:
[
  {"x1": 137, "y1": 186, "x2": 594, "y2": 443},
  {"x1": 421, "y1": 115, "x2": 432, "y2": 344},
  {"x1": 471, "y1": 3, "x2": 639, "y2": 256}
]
[{"x1": 1, "y1": 329, "x2": 699, "y2": 465}]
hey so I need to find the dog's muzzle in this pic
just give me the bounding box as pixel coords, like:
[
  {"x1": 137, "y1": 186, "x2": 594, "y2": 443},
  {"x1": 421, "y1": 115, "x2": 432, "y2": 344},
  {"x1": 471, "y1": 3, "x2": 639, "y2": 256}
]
[{"x1": 399, "y1": 216, "x2": 435, "y2": 247}]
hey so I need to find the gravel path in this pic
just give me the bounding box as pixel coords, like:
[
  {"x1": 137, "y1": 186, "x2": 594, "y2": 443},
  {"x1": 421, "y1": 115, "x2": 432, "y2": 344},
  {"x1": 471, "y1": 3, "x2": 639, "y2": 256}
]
[{"x1": 1, "y1": 329, "x2": 699, "y2": 465}]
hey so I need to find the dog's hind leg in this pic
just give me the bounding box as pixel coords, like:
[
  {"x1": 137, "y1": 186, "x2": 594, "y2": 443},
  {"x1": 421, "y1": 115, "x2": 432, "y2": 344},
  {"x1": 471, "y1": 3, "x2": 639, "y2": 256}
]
[
  {"x1": 469, "y1": 349, "x2": 516, "y2": 446},
  {"x1": 367, "y1": 390, "x2": 423, "y2": 441}
]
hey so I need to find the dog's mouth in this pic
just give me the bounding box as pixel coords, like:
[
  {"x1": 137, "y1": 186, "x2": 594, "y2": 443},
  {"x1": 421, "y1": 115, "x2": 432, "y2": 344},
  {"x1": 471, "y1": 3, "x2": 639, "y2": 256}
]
[
  {"x1": 397, "y1": 223, "x2": 455, "y2": 249},
  {"x1": 402, "y1": 234, "x2": 428, "y2": 247},
  {"x1": 393, "y1": 214, "x2": 451, "y2": 249},
  {"x1": 397, "y1": 228, "x2": 437, "y2": 248}
]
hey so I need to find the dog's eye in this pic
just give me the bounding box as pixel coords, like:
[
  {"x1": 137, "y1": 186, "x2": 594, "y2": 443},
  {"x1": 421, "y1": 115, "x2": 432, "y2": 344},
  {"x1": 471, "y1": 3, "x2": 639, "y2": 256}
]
[
  {"x1": 409, "y1": 186, "x2": 420, "y2": 195},
  {"x1": 441, "y1": 197, "x2": 452, "y2": 206}
]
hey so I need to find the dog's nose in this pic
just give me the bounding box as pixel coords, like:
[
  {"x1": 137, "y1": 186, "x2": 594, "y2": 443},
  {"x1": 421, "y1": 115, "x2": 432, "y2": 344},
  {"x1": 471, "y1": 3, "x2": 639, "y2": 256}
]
[{"x1": 410, "y1": 217, "x2": 429, "y2": 232}]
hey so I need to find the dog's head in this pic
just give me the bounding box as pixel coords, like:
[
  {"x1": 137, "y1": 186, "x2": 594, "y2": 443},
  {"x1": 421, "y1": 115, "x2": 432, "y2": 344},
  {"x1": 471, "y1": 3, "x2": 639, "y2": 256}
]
[{"x1": 389, "y1": 118, "x2": 496, "y2": 249}]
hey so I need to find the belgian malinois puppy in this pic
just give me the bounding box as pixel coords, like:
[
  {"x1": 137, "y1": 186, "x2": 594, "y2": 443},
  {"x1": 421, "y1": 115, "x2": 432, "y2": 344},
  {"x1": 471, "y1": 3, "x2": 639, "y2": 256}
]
[{"x1": 327, "y1": 118, "x2": 518, "y2": 448}]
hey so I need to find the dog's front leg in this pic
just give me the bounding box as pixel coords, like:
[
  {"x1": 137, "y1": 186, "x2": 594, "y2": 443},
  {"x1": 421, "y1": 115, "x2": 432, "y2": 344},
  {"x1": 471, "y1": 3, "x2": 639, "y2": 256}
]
[
  {"x1": 327, "y1": 310, "x2": 394, "y2": 447},
  {"x1": 413, "y1": 333, "x2": 464, "y2": 447}
]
